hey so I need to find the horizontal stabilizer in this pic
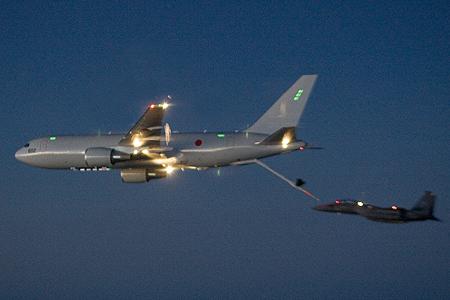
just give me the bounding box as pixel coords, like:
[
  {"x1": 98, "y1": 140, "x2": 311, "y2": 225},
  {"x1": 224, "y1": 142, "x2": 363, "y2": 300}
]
[{"x1": 259, "y1": 127, "x2": 296, "y2": 145}]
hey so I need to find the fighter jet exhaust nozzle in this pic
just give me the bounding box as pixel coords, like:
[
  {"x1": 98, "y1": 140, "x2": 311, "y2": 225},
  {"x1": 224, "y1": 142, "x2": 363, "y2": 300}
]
[{"x1": 85, "y1": 147, "x2": 131, "y2": 168}]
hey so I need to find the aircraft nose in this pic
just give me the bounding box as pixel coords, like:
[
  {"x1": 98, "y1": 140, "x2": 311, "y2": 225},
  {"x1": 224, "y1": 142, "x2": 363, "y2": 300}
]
[
  {"x1": 15, "y1": 147, "x2": 27, "y2": 163},
  {"x1": 313, "y1": 204, "x2": 331, "y2": 211},
  {"x1": 312, "y1": 204, "x2": 323, "y2": 211}
]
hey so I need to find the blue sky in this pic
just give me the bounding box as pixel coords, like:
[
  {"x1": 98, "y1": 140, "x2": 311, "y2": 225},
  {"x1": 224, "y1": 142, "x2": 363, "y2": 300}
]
[{"x1": 1, "y1": 1, "x2": 449, "y2": 299}]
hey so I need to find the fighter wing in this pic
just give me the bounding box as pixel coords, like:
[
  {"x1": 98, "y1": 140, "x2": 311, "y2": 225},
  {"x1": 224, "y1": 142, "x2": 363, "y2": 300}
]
[{"x1": 119, "y1": 103, "x2": 167, "y2": 148}]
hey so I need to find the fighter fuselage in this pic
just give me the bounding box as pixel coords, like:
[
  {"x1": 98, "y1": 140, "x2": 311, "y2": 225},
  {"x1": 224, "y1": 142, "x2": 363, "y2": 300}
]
[{"x1": 313, "y1": 193, "x2": 438, "y2": 223}]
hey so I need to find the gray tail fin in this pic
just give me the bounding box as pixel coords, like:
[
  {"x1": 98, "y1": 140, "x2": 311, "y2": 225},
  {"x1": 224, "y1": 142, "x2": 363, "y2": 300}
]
[
  {"x1": 247, "y1": 75, "x2": 318, "y2": 135},
  {"x1": 411, "y1": 191, "x2": 437, "y2": 217}
]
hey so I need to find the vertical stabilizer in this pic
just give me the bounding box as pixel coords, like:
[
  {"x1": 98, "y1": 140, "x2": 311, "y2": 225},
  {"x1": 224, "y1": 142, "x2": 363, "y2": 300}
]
[
  {"x1": 247, "y1": 75, "x2": 318, "y2": 134},
  {"x1": 411, "y1": 191, "x2": 436, "y2": 216}
]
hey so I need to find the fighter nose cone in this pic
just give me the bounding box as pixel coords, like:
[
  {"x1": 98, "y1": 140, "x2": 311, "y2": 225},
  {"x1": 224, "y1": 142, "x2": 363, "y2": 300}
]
[{"x1": 313, "y1": 204, "x2": 327, "y2": 211}]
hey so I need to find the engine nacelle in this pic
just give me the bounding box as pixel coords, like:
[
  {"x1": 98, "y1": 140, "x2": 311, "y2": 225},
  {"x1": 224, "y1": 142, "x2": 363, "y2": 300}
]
[
  {"x1": 120, "y1": 169, "x2": 167, "y2": 183},
  {"x1": 85, "y1": 147, "x2": 130, "y2": 167}
]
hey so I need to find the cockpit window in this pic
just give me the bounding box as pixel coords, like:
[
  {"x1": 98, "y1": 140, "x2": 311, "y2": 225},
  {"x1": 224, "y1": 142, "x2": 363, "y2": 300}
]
[{"x1": 24, "y1": 143, "x2": 30, "y2": 148}]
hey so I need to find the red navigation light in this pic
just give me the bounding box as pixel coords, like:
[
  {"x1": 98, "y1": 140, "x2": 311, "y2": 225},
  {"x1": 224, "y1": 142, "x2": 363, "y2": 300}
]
[
  {"x1": 195, "y1": 139, "x2": 202, "y2": 146},
  {"x1": 150, "y1": 104, "x2": 156, "y2": 109},
  {"x1": 335, "y1": 200, "x2": 341, "y2": 204},
  {"x1": 299, "y1": 146, "x2": 305, "y2": 151}
]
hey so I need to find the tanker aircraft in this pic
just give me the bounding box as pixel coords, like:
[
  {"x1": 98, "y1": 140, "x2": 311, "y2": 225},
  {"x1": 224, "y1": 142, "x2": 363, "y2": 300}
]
[
  {"x1": 15, "y1": 75, "x2": 320, "y2": 199},
  {"x1": 313, "y1": 191, "x2": 440, "y2": 223}
]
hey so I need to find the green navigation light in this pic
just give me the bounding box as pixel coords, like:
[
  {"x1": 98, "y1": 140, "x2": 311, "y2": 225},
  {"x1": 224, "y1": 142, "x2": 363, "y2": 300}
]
[
  {"x1": 293, "y1": 89, "x2": 304, "y2": 101},
  {"x1": 217, "y1": 133, "x2": 225, "y2": 138},
  {"x1": 49, "y1": 136, "x2": 57, "y2": 141}
]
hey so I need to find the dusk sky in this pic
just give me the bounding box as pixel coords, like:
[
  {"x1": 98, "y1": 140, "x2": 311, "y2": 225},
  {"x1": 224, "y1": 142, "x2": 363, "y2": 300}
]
[{"x1": 1, "y1": 1, "x2": 449, "y2": 299}]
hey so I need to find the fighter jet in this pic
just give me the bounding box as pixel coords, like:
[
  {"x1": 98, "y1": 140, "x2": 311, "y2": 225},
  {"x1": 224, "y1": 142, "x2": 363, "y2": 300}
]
[
  {"x1": 15, "y1": 75, "x2": 320, "y2": 199},
  {"x1": 313, "y1": 191, "x2": 440, "y2": 223}
]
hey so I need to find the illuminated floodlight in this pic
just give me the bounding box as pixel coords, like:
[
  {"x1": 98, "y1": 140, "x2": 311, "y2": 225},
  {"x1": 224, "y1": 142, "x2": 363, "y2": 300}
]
[
  {"x1": 281, "y1": 135, "x2": 291, "y2": 149},
  {"x1": 165, "y1": 165, "x2": 175, "y2": 174},
  {"x1": 152, "y1": 157, "x2": 177, "y2": 166},
  {"x1": 157, "y1": 102, "x2": 170, "y2": 110},
  {"x1": 132, "y1": 136, "x2": 143, "y2": 148},
  {"x1": 357, "y1": 201, "x2": 364, "y2": 207}
]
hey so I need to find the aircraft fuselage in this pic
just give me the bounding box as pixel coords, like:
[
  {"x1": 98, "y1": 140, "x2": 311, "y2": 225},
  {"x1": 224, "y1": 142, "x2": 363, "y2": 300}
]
[
  {"x1": 355, "y1": 206, "x2": 433, "y2": 223},
  {"x1": 15, "y1": 132, "x2": 305, "y2": 170},
  {"x1": 313, "y1": 193, "x2": 439, "y2": 223},
  {"x1": 15, "y1": 74, "x2": 318, "y2": 186}
]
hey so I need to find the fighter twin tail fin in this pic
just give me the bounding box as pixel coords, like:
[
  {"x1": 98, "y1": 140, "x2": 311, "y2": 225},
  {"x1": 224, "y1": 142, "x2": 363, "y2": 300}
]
[{"x1": 411, "y1": 191, "x2": 438, "y2": 219}]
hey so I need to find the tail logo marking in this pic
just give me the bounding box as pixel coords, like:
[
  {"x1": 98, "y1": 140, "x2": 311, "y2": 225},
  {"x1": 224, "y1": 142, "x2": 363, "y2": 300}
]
[{"x1": 293, "y1": 89, "x2": 304, "y2": 101}]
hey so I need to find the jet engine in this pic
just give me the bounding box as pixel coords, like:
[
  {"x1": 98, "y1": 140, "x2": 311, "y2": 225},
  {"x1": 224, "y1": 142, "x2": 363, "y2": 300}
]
[
  {"x1": 85, "y1": 147, "x2": 130, "y2": 167},
  {"x1": 120, "y1": 168, "x2": 167, "y2": 183}
]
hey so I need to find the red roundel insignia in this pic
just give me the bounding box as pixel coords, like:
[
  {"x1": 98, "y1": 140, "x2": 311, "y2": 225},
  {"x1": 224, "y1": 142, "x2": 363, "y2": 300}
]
[{"x1": 195, "y1": 139, "x2": 202, "y2": 146}]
